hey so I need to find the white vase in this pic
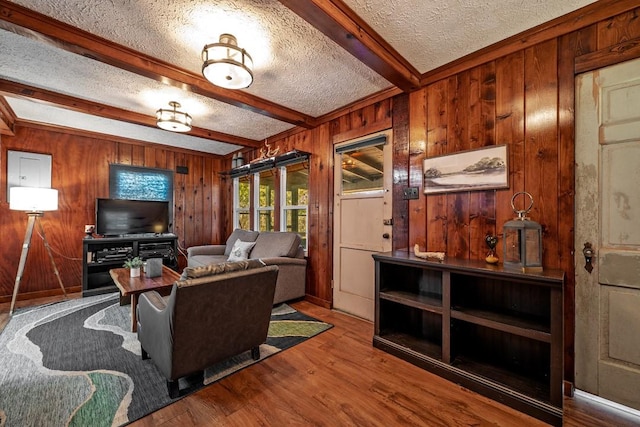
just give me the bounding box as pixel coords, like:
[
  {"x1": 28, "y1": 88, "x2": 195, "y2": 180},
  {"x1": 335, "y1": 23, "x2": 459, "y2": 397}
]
[{"x1": 130, "y1": 267, "x2": 141, "y2": 278}]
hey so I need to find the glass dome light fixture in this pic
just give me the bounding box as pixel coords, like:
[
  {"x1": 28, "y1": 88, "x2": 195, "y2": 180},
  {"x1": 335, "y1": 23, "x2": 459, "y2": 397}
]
[
  {"x1": 156, "y1": 101, "x2": 192, "y2": 132},
  {"x1": 202, "y1": 33, "x2": 253, "y2": 90}
]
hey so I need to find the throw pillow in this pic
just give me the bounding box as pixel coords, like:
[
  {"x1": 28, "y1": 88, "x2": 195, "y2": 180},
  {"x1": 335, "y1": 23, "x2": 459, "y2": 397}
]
[
  {"x1": 227, "y1": 239, "x2": 256, "y2": 262},
  {"x1": 224, "y1": 229, "x2": 259, "y2": 255},
  {"x1": 180, "y1": 258, "x2": 265, "y2": 280}
]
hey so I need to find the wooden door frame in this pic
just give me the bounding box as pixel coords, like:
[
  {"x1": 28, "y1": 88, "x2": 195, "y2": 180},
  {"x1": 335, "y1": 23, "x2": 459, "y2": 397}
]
[
  {"x1": 331, "y1": 127, "x2": 393, "y2": 316},
  {"x1": 568, "y1": 38, "x2": 640, "y2": 392}
]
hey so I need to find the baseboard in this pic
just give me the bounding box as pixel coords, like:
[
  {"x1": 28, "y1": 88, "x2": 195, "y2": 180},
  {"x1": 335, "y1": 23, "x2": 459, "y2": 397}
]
[
  {"x1": 304, "y1": 294, "x2": 331, "y2": 309},
  {"x1": 0, "y1": 286, "x2": 82, "y2": 304}
]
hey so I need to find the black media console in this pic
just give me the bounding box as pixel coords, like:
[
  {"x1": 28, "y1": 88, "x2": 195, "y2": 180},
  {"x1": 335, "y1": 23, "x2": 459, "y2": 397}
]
[{"x1": 82, "y1": 234, "x2": 178, "y2": 296}]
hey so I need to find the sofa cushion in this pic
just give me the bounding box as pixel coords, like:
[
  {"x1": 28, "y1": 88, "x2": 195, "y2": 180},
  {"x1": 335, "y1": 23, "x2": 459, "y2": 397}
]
[
  {"x1": 180, "y1": 258, "x2": 265, "y2": 280},
  {"x1": 224, "y1": 229, "x2": 259, "y2": 255},
  {"x1": 250, "y1": 232, "x2": 301, "y2": 259},
  {"x1": 227, "y1": 239, "x2": 256, "y2": 262}
]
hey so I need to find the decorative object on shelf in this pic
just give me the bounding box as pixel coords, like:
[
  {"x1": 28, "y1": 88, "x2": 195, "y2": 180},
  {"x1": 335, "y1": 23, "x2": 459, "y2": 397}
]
[
  {"x1": 84, "y1": 224, "x2": 95, "y2": 239},
  {"x1": 145, "y1": 258, "x2": 163, "y2": 278},
  {"x1": 503, "y1": 191, "x2": 543, "y2": 272},
  {"x1": 202, "y1": 33, "x2": 253, "y2": 89},
  {"x1": 123, "y1": 257, "x2": 144, "y2": 278},
  {"x1": 413, "y1": 244, "x2": 445, "y2": 261},
  {"x1": 231, "y1": 152, "x2": 245, "y2": 169},
  {"x1": 484, "y1": 234, "x2": 499, "y2": 264},
  {"x1": 423, "y1": 144, "x2": 508, "y2": 194},
  {"x1": 156, "y1": 101, "x2": 192, "y2": 132},
  {"x1": 9, "y1": 186, "x2": 67, "y2": 315},
  {"x1": 252, "y1": 140, "x2": 280, "y2": 163}
]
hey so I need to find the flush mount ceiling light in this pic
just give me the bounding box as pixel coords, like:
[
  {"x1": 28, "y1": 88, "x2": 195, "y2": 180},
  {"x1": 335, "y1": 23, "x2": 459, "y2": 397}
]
[
  {"x1": 202, "y1": 34, "x2": 253, "y2": 90},
  {"x1": 156, "y1": 101, "x2": 192, "y2": 132}
]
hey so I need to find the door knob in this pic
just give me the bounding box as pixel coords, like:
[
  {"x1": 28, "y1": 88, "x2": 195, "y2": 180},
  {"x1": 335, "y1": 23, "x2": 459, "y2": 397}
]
[
  {"x1": 382, "y1": 233, "x2": 390, "y2": 239},
  {"x1": 583, "y1": 242, "x2": 594, "y2": 274}
]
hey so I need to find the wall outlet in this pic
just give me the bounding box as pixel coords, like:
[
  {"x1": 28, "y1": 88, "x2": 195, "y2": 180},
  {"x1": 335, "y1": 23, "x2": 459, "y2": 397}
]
[{"x1": 403, "y1": 187, "x2": 419, "y2": 200}]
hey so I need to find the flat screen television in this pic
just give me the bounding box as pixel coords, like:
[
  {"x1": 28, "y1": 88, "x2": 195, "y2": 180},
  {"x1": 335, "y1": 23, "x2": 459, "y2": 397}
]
[{"x1": 96, "y1": 198, "x2": 170, "y2": 236}]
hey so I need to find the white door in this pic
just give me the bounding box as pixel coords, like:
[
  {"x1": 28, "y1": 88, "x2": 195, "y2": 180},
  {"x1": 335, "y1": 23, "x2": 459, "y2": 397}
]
[
  {"x1": 575, "y1": 57, "x2": 640, "y2": 410},
  {"x1": 333, "y1": 131, "x2": 392, "y2": 321}
]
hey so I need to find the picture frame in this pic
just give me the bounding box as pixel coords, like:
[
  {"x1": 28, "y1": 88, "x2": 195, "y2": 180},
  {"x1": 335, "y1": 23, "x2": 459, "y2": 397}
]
[{"x1": 423, "y1": 144, "x2": 508, "y2": 194}]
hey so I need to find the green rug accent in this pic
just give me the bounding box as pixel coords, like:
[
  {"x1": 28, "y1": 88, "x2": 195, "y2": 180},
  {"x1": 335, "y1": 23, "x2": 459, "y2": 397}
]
[
  {"x1": 0, "y1": 293, "x2": 332, "y2": 427},
  {"x1": 268, "y1": 320, "x2": 332, "y2": 337},
  {"x1": 70, "y1": 372, "x2": 129, "y2": 427}
]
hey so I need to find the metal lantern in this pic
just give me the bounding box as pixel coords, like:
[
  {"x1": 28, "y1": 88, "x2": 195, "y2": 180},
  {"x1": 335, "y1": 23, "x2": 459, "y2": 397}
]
[{"x1": 502, "y1": 192, "x2": 543, "y2": 272}]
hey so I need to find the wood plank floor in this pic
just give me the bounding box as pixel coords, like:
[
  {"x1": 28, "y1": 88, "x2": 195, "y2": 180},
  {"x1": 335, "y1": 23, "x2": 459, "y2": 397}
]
[{"x1": 2, "y1": 294, "x2": 640, "y2": 426}]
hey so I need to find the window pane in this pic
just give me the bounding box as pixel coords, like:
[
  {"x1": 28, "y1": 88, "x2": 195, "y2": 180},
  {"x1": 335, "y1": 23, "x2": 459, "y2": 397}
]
[
  {"x1": 238, "y1": 175, "x2": 251, "y2": 209},
  {"x1": 341, "y1": 144, "x2": 384, "y2": 194},
  {"x1": 285, "y1": 208, "x2": 307, "y2": 248},
  {"x1": 258, "y1": 171, "x2": 275, "y2": 208},
  {"x1": 285, "y1": 163, "x2": 308, "y2": 206},
  {"x1": 258, "y1": 210, "x2": 274, "y2": 232},
  {"x1": 238, "y1": 212, "x2": 250, "y2": 230}
]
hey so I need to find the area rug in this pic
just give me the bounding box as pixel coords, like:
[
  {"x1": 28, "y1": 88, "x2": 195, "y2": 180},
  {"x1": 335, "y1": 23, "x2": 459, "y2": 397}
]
[{"x1": 0, "y1": 293, "x2": 332, "y2": 427}]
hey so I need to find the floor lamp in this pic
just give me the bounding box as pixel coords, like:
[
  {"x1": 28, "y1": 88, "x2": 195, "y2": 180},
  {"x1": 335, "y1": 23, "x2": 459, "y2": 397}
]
[{"x1": 9, "y1": 187, "x2": 67, "y2": 315}]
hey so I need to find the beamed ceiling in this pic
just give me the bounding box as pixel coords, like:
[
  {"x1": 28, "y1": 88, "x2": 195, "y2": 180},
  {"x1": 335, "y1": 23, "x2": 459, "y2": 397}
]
[{"x1": 0, "y1": 0, "x2": 598, "y2": 156}]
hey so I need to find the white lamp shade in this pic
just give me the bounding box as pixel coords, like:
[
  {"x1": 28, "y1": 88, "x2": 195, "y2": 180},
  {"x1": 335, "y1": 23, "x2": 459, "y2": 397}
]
[{"x1": 10, "y1": 187, "x2": 58, "y2": 212}]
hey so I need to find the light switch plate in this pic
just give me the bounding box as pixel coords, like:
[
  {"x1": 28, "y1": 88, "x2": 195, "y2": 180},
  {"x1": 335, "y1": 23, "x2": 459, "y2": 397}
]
[{"x1": 403, "y1": 187, "x2": 419, "y2": 200}]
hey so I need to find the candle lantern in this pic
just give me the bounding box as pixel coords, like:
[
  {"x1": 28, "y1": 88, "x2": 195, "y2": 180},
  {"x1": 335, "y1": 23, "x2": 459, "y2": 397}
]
[{"x1": 503, "y1": 192, "x2": 543, "y2": 272}]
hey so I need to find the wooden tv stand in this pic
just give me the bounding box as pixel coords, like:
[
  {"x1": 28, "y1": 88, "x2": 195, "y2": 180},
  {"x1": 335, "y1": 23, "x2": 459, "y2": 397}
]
[
  {"x1": 82, "y1": 234, "x2": 178, "y2": 297},
  {"x1": 373, "y1": 251, "x2": 564, "y2": 426}
]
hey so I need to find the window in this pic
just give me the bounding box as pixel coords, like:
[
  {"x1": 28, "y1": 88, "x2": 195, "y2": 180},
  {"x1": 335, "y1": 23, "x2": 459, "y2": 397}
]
[
  {"x1": 281, "y1": 162, "x2": 308, "y2": 250},
  {"x1": 336, "y1": 136, "x2": 385, "y2": 194},
  {"x1": 255, "y1": 170, "x2": 276, "y2": 232},
  {"x1": 233, "y1": 175, "x2": 251, "y2": 230},
  {"x1": 231, "y1": 150, "x2": 309, "y2": 250}
]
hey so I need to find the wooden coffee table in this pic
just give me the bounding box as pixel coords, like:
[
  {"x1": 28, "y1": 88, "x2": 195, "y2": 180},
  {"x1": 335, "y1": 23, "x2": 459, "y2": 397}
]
[{"x1": 109, "y1": 265, "x2": 180, "y2": 332}]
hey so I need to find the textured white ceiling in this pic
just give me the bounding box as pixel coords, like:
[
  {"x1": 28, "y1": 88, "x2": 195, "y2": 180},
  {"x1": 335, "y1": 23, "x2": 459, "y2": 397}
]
[
  {"x1": 7, "y1": 97, "x2": 241, "y2": 155},
  {"x1": 343, "y1": 0, "x2": 597, "y2": 72},
  {"x1": 1, "y1": 0, "x2": 598, "y2": 155}
]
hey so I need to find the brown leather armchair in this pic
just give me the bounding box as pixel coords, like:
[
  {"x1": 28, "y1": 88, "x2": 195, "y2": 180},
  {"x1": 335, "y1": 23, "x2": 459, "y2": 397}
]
[{"x1": 136, "y1": 265, "x2": 278, "y2": 398}]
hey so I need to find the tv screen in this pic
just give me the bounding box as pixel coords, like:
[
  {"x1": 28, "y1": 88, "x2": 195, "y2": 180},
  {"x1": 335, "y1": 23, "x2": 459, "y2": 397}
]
[{"x1": 96, "y1": 198, "x2": 169, "y2": 236}]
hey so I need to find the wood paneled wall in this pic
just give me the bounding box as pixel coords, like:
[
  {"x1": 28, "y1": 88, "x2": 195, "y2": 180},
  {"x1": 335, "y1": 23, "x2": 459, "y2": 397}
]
[
  {"x1": 240, "y1": 6, "x2": 640, "y2": 383},
  {"x1": 0, "y1": 125, "x2": 225, "y2": 301},
  {"x1": 1, "y1": 2, "x2": 638, "y2": 385}
]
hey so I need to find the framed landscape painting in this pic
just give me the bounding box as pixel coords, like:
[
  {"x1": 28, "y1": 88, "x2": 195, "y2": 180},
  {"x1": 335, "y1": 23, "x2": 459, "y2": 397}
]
[{"x1": 423, "y1": 145, "x2": 508, "y2": 194}]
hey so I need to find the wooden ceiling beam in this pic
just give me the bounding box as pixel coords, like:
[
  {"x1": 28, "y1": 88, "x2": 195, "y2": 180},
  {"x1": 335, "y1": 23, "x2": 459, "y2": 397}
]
[
  {"x1": 0, "y1": 95, "x2": 17, "y2": 135},
  {"x1": 0, "y1": 79, "x2": 262, "y2": 148},
  {"x1": 0, "y1": 0, "x2": 317, "y2": 129},
  {"x1": 279, "y1": 0, "x2": 421, "y2": 92}
]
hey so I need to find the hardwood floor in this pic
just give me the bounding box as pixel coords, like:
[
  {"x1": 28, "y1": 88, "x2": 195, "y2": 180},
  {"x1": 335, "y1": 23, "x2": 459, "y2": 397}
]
[{"x1": 2, "y1": 295, "x2": 639, "y2": 426}]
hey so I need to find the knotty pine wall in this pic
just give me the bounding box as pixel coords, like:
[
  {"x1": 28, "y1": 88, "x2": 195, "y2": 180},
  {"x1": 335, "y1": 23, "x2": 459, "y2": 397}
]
[
  {"x1": 1, "y1": 2, "x2": 637, "y2": 384},
  {"x1": 239, "y1": 5, "x2": 640, "y2": 384},
  {"x1": 0, "y1": 125, "x2": 226, "y2": 301}
]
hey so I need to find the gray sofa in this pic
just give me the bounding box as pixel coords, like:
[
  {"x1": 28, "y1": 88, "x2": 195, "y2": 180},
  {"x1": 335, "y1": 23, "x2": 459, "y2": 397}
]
[
  {"x1": 187, "y1": 229, "x2": 306, "y2": 304},
  {"x1": 137, "y1": 262, "x2": 278, "y2": 398}
]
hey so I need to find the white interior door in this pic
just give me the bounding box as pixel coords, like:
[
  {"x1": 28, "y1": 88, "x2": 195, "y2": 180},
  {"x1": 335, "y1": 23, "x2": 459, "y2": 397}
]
[
  {"x1": 575, "y1": 57, "x2": 640, "y2": 410},
  {"x1": 333, "y1": 131, "x2": 392, "y2": 321}
]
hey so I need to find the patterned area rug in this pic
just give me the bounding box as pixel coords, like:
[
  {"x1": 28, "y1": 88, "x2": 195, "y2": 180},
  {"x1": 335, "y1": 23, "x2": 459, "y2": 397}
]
[{"x1": 0, "y1": 293, "x2": 332, "y2": 427}]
